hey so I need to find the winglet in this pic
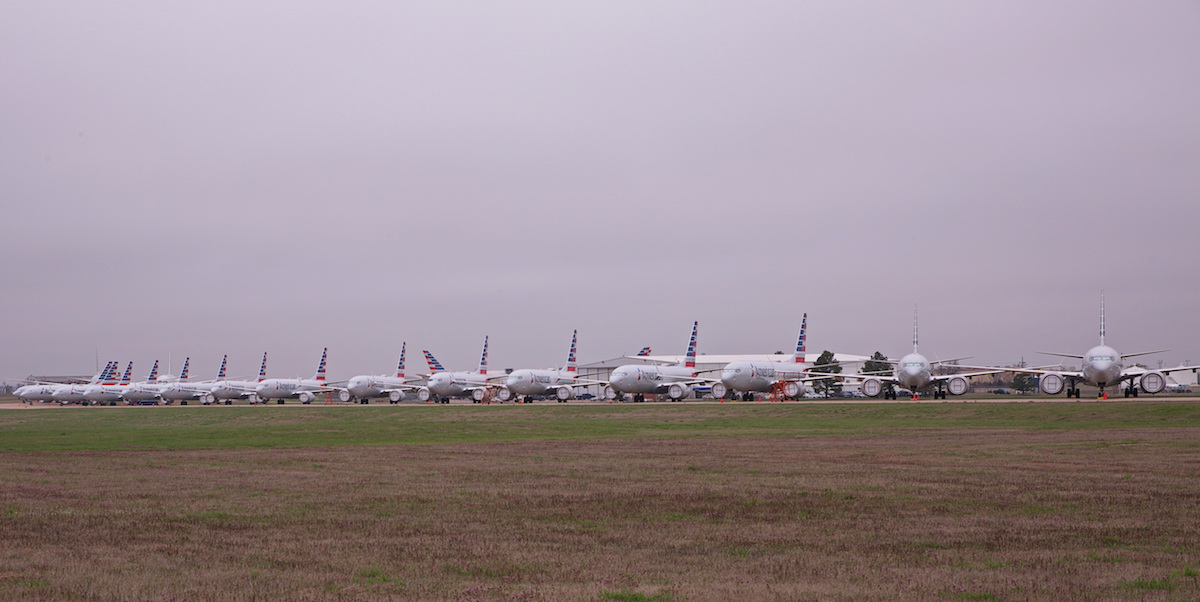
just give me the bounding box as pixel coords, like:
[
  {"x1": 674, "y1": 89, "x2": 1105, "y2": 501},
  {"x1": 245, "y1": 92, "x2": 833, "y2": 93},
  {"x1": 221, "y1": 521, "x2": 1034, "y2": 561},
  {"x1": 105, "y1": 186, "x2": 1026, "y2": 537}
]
[
  {"x1": 685, "y1": 321, "x2": 698, "y2": 369},
  {"x1": 314, "y1": 347, "x2": 328, "y2": 382},
  {"x1": 396, "y1": 342, "x2": 407, "y2": 379},
  {"x1": 564, "y1": 330, "x2": 578, "y2": 373},
  {"x1": 794, "y1": 313, "x2": 808, "y2": 364},
  {"x1": 257, "y1": 352, "x2": 268, "y2": 382}
]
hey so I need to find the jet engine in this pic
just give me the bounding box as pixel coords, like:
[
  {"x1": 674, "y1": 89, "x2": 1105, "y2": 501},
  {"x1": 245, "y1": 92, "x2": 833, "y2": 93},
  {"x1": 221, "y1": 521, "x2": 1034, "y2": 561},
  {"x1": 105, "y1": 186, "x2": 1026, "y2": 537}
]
[
  {"x1": 555, "y1": 386, "x2": 574, "y2": 401},
  {"x1": 603, "y1": 386, "x2": 619, "y2": 401},
  {"x1": 1039, "y1": 373, "x2": 1065, "y2": 395},
  {"x1": 203, "y1": 393, "x2": 217, "y2": 404},
  {"x1": 667, "y1": 383, "x2": 691, "y2": 400},
  {"x1": 1139, "y1": 371, "x2": 1166, "y2": 394},
  {"x1": 782, "y1": 381, "x2": 803, "y2": 398},
  {"x1": 388, "y1": 390, "x2": 405, "y2": 403},
  {"x1": 710, "y1": 382, "x2": 728, "y2": 399},
  {"x1": 416, "y1": 388, "x2": 433, "y2": 402},
  {"x1": 471, "y1": 388, "x2": 487, "y2": 402},
  {"x1": 298, "y1": 391, "x2": 316, "y2": 404},
  {"x1": 338, "y1": 390, "x2": 352, "y2": 402},
  {"x1": 946, "y1": 376, "x2": 969, "y2": 396},
  {"x1": 861, "y1": 378, "x2": 883, "y2": 398},
  {"x1": 497, "y1": 388, "x2": 514, "y2": 402}
]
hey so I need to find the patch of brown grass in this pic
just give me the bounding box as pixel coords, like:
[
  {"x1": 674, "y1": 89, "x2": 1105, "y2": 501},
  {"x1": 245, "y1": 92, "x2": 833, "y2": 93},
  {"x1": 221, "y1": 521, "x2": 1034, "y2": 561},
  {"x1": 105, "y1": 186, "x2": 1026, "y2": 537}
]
[{"x1": 1, "y1": 429, "x2": 1199, "y2": 600}]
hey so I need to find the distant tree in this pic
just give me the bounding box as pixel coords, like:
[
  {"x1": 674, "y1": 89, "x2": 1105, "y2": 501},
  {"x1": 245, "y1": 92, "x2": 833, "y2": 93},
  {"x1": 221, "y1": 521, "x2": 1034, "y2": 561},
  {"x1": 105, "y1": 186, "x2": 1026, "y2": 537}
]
[
  {"x1": 863, "y1": 351, "x2": 890, "y2": 375},
  {"x1": 1012, "y1": 372, "x2": 1034, "y2": 394},
  {"x1": 810, "y1": 350, "x2": 842, "y2": 397}
]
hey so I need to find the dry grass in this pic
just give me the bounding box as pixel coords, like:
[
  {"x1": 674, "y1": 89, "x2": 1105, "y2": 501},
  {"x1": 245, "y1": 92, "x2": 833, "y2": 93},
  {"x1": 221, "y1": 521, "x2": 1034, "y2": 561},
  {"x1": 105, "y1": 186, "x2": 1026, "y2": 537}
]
[{"x1": 2, "y1": 429, "x2": 1199, "y2": 600}]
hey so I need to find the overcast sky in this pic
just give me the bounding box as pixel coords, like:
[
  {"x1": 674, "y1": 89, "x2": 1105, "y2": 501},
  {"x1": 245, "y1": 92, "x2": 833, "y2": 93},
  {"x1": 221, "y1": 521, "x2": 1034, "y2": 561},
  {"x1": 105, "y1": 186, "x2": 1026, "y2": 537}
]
[{"x1": 3, "y1": 1, "x2": 1198, "y2": 380}]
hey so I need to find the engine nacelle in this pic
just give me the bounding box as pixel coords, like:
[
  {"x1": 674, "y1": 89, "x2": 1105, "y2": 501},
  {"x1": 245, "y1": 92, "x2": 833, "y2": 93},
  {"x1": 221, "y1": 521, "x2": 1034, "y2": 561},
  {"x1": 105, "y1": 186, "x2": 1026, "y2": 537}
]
[
  {"x1": 667, "y1": 383, "x2": 691, "y2": 400},
  {"x1": 1139, "y1": 372, "x2": 1166, "y2": 394},
  {"x1": 946, "y1": 376, "x2": 969, "y2": 396},
  {"x1": 782, "y1": 381, "x2": 802, "y2": 398},
  {"x1": 388, "y1": 390, "x2": 405, "y2": 403},
  {"x1": 416, "y1": 388, "x2": 432, "y2": 402},
  {"x1": 555, "y1": 386, "x2": 574, "y2": 401},
  {"x1": 710, "y1": 382, "x2": 728, "y2": 399},
  {"x1": 338, "y1": 390, "x2": 352, "y2": 402},
  {"x1": 1039, "y1": 373, "x2": 1065, "y2": 395},
  {"x1": 603, "y1": 386, "x2": 619, "y2": 401},
  {"x1": 861, "y1": 378, "x2": 883, "y2": 398},
  {"x1": 203, "y1": 393, "x2": 217, "y2": 404},
  {"x1": 471, "y1": 388, "x2": 487, "y2": 402},
  {"x1": 298, "y1": 391, "x2": 315, "y2": 404},
  {"x1": 496, "y1": 388, "x2": 514, "y2": 402}
]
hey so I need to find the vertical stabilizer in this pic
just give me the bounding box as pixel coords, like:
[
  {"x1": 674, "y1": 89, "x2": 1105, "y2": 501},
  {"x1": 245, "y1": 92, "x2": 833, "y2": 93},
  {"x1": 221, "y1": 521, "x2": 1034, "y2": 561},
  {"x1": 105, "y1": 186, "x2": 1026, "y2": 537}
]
[
  {"x1": 119, "y1": 362, "x2": 133, "y2": 385},
  {"x1": 314, "y1": 348, "x2": 328, "y2": 382},
  {"x1": 257, "y1": 352, "x2": 268, "y2": 382},
  {"x1": 396, "y1": 343, "x2": 407, "y2": 378},
  {"x1": 564, "y1": 330, "x2": 578, "y2": 373},
  {"x1": 913, "y1": 305, "x2": 920, "y2": 353},
  {"x1": 684, "y1": 321, "x2": 698, "y2": 369},
  {"x1": 423, "y1": 350, "x2": 446, "y2": 372},
  {"x1": 1100, "y1": 291, "x2": 1106, "y2": 345},
  {"x1": 478, "y1": 336, "x2": 489, "y2": 374},
  {"x1": 147, "y1": 360, "x2": 159, "y2": 382},
  {"x1": 180, "y1": 358, "x2": 190, "y2": 381},
  {"x1": 217, "y1": 355, "x2": 228, "y2": 380},
  {"x1": 637, "y1": 347, "x2": 652, "y2": 356},
  {"x1": 794, "y1": 313, "x2": 808, "y2": 364}
]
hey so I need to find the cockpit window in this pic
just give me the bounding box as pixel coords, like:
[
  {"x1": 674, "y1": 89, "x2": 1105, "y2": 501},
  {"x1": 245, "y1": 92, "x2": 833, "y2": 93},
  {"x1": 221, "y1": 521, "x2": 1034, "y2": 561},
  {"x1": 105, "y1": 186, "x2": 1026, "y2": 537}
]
[{"x1": 904, "y1": 362, "x2": 924, "y2": 368}]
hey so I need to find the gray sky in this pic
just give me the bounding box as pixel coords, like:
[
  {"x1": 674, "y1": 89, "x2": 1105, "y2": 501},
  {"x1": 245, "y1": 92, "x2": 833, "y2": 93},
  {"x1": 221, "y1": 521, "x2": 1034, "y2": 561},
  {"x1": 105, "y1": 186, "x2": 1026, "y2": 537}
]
[{"x1": 3, "y1": 1, "x2": 1199, "y2": 380}]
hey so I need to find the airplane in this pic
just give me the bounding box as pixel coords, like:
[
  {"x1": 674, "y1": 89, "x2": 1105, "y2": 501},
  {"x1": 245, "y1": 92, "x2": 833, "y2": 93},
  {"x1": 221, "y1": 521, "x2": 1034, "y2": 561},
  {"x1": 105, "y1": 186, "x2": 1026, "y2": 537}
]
[
  {"x1": 204, "y1": 352, "x2": 269, "y2": 404},
  {"x1": 121, "y1": 360, "x2": 168, "y2": 404},
  {"x1": 158, "y1": 357, "x2": 212, "y2": 404},
  {"x1": 605, "y1": 321, "x2": 711, "y2": 402},
  {"x1": 81, "y1": 361, "x2": 134, "y2": 404},
  {"x1": 710, "y1": 313, "x2": 825, "y2": 401},
  {"x1": 255, "y1": 348, "x2": 337, "y2": 404},
  {"x1": 418, "y1": 337, "x2": 495, "y2": 403},
  {"x1": 1009, "y1": 295, "x2": 1200, "y2": 399},
  {"x1": 497, "y1": 330, "x2": 603, "y2": 403},
  {"x1": 17, "y1": 362, "x2": 115, "y2": 404},
  {"x1": 51, "y1": 361, "x2": 119, "y2": 404},
  {"x1": 836, "y1": 309, "x2": 1003, "y2": 400},
  {"x1": 339, "y1": 343, "x2": 423, "y2": 404}
]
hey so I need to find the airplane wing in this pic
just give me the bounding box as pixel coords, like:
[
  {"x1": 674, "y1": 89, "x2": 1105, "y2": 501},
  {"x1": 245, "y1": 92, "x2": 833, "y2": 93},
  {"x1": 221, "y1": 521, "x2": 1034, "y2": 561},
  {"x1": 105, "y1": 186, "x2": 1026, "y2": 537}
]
[
  {"x1": 1039, "y1": 351, "x2": 1085, "y2": 359},
  {"x1": 1005, "y1": 366, "x2": 1084, "y2": 379},
  {"x1": 931, "y1": 368, "x2": 1007, "y2": 381},
  {"x1": 1122, "y1": 350, "x2": 1170, "y2": 359},
  {"x1": 621, "y1": 355, "x2": 678, "y2": 365}
]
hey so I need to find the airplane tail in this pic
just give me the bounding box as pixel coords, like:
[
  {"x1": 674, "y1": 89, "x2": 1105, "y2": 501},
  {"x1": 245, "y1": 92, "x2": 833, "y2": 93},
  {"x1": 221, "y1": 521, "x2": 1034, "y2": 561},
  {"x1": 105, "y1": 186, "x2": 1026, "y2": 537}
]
[
  {"x1": 217, "y1": 355, "x2": 228, "y2": 380},
  {"x1": 637, "y1": 347, "x2": 652, "y2": 357},
  {"x1": 563, "y1": 330, "x2": 578, "y2": 373},
  {"x1": 92, "y1": 361, "x2": 115, "y2": 384},
  {"x1": 180, "y1": 357, "x2": 190, "y2": 381},
  {"x1": 912, "y1": 305, "x2": 919, "y2": 353},
  {"x1": 424, "y1": 350, "x2": 446, "y2": 372},
  {"x1": 794, "y1": 313, "x2": 808, "y2": 364},
  {"x1": 147, "y1": 360, "x2": 159, "y2": 382},
  {"x1": 395, "y1": 342, "x2": 407, "y2": 378},
  {"x1": 1100, "y1": 290, "x2": 1106, "y2": 345},
  {"x1": 478, "y1": 336, "x2": 489, "y2": 374},
  {"x1": 313, "y1": 348, "x2": 328, "y2": 382},
  {"x1": 684, "y1": 321, "x2": 698, "y2": 369},
  {"x1": 119, "y1": 362, "x2": 133, "y2": 385},
  {"x1": 257, "y1": 352, "x2": 268, "y2": 382}
]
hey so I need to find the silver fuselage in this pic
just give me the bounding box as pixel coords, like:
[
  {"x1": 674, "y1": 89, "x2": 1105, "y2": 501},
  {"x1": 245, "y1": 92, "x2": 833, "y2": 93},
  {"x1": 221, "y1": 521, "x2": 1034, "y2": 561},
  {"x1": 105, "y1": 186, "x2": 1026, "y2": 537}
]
[
  {"x1": 719, "y1": 361, "x2": 806, "y2": 393},
  {"x1": 504, "y1": 369, "x2": 577, "y2": 396},
  {"x1": 347, "y1": 375, "x2": 416, "y2": 399},
  {"x1": 609, "y1": 364, "x2": 696, "y2": 395},
  {"x1": 427, "y1": 372, "x2": 491, "y2": 397},
  {"x1": 255, "y1": 378, "x2": 326, "y2": 400},
  {"x1": 1080, "y1": 344, "x2": 1123, "y2": 388},
  {"x1": 894, "y1": 353, "x2": 934, "y2": 391}
]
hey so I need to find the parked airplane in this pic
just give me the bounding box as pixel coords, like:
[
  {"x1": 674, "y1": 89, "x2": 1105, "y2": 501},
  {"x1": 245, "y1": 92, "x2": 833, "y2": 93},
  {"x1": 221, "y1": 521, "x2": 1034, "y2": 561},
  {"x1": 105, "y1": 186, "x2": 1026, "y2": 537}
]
[
  {"x1": 605, "y1": 321, "x2": 710, "y2": 402},
  {"x1": 255, "y1": 348, "x2": 336, "y2": 404},
  {"x1": 710, "y1": 314, "x2": 822, "y2": 400},
  {"x1": 121, "y1": 360, "x2": 168, "y2": 403},
  {"x1": 81, "y1": 361, "x2": 134, "y2": 404},
  {"x1": 1011, "y1": 295, "x2": 1200, "y2": 399},
  {"x1": 418, "y1": 337, "x2": 494, "y2": 403},
  {"x1": 17, "y1": 362, "x2": 114, "y2": 403},
  {"x1": 159, "y1": 357, "x2": 212, "y2": 404},
  {"x1": 339, "y1": 343, "x2": 422, "y2": 404},
  {"x1": 50, "y1": 361, "x2": 119, "y2": 404},
  {"x1": 497, "y1": 330, "x2": 601, "y2": 403},
  {"x1": 838, "y1": 310, "x2": 1002, "y2": 400},
  {"x1": 204, "y1": 353, "x2": 269, "y2": 404}
]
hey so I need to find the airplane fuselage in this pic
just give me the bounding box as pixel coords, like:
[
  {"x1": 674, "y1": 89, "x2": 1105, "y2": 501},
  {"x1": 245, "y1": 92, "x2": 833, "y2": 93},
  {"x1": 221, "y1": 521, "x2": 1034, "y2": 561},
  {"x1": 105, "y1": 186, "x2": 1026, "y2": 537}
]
[
  {"x1": 426, "y1": 372, "x2": 490, "y2": 397},
  {"x1": 14, "y1": 384, "x2": 63, "y2": 402},
  {"x1": 1080, "y1": 344, "x2": 1123, "y2": 389},
  {"x1": 895, "y1": 352, "x2": 934, "y2": 391},
  {"x1": 504, "y1": 369, "x2": 576, "y2": 396},
  {"x1": 609, "y1": 365, "x2": 696, "y2": 395},
  {"x1": 209, "y1": 380, "x2": 260, "y2": 400},
  {"x1": 346, "y1": 375, "x2": 415, "y2": 399},
  {"x1": 255, "y1": 378, "x2": 327, "y2": 401},
  {"x1": 719, "y1": 361, "x2": 807, "y2": 393}
]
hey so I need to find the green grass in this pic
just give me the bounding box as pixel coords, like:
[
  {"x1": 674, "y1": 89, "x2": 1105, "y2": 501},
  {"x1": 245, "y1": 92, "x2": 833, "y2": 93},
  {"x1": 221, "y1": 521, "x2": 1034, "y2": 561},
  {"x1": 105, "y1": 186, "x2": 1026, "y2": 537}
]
[{"x1": 2, "y1": 401, "x2": 1200, "y2": 452}]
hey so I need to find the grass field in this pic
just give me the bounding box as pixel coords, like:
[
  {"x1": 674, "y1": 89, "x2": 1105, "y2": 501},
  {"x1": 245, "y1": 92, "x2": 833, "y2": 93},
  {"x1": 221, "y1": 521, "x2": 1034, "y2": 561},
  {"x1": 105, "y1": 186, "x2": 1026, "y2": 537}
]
[{"x1": 2, "y1": 402, "x2": 1199, "y2": 600}]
